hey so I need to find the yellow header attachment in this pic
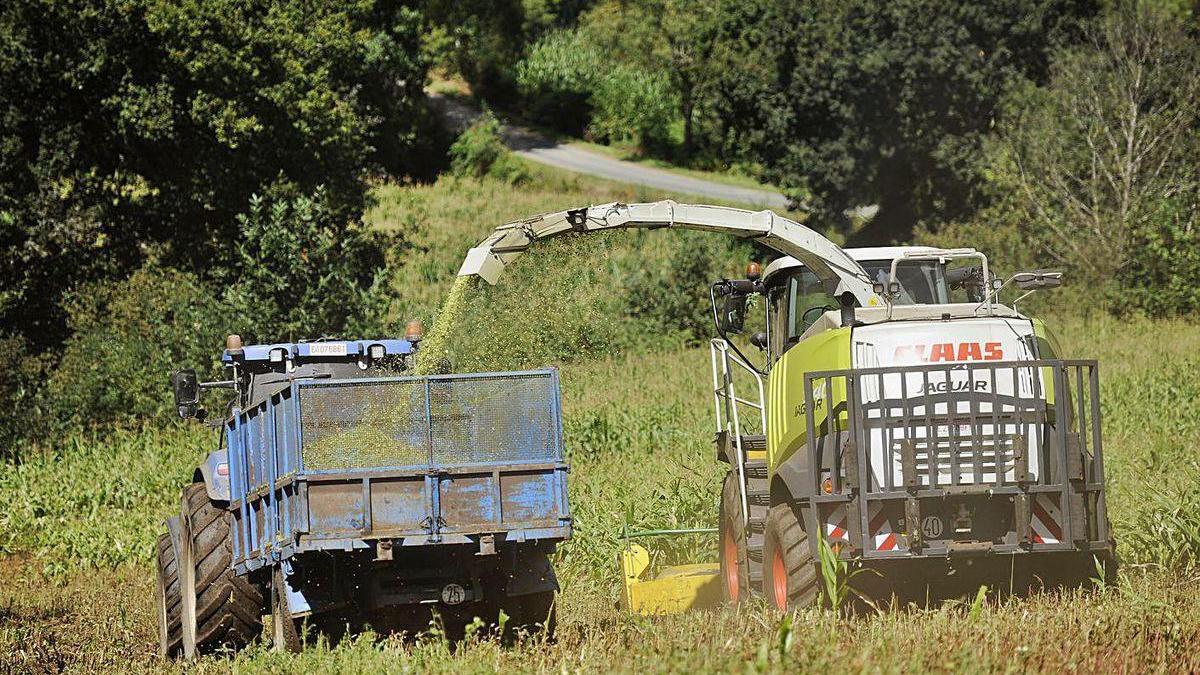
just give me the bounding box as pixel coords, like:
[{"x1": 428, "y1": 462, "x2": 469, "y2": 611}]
[{"x1": 619, "y1": 543, "x2": 723, "y2": 616}]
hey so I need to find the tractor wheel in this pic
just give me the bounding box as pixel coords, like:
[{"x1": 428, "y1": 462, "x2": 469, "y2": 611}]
[
  {"x1": 155, "y1": 532, "x2": 183, "y2": 658},
  {"x1": 762, "y1": 502, "x2": 819, "y2": 611},
  {"x1": 271, "y1": 569, "x2": 302, "y2": 653},
  {"x1": 179, "y1": 483, "x2": 264, "y2": 658},
  {"x1": 504, "y1": 590, "x2": 556, "y2": 640},
  {"x1": 719, "y1": 472, "x2": 750, "y2": 602}
]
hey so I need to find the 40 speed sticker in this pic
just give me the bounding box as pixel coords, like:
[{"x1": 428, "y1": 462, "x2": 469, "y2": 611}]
[{"x1": 921, "y1": 515, "x2": 944, "y2": 539}]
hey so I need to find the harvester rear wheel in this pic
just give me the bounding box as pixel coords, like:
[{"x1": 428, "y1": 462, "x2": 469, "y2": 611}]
[
  {"x1": 763, "y1": 502, "x2": 818, "y2": 611},
  {"x1": 719, "y1": 472, "x2": 750, "y2": 602},
  {"x1": 179, "y1": 483, "x2": 264, "y2": 658},
  {"x1": 155, "y1": 532, "x2": 183, "y2": 658}
]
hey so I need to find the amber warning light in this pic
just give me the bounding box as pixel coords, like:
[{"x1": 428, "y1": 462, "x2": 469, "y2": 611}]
[{"x1": 405, "y1": 320, "x2": 424, "y2": 343}]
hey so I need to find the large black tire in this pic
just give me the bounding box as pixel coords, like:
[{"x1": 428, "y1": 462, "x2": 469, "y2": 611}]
[
  {"x1": 719, "y1": 472, "x2": 750, "y2": 602},
  {"x1": 505, "y1": 590, "x2": 556, "y2": 640},
  {"x1": 155, "y1": 532, "x2": 183, "y2": 658},
  {"x1": 179, "y1": 483, "x2": 264, "y2": 658},
  {"x1": 762, "y1": 503, "x2": 819, "y2": 611}
]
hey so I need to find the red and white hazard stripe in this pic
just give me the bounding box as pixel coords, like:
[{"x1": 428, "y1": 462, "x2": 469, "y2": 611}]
[
  {"x1": 1030, "y1": 494, "x2": 1063, "y2": 544},
  {"x1": 824, "y1": 503, "x2": 904, "y2": 552}
]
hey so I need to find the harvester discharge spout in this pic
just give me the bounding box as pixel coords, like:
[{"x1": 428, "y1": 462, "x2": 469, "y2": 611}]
[{"x1": 457, "y1": 200, "x2": 881, "y2": 307}]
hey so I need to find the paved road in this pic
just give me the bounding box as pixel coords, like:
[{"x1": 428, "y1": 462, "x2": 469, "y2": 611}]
[{"x1": 431, "y1": 93, "x2": 790, "y2": 210}]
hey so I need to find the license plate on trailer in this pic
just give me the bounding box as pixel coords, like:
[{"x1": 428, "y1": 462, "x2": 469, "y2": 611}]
[{"x1": 309, "y1": 342, "x2": 348, "y2": 357}]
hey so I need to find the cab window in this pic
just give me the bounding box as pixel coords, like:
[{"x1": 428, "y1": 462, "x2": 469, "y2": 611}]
[
  {"x1": 859, "y1": 260, "x2": 949, "y2": 304},
  {"x1": 784, "y1": 269, "x2": 834, "y2": 347}
]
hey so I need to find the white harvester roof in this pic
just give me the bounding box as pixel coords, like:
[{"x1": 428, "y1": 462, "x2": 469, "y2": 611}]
[{"x1": 761, "y1": 246, "x2": 945, "y2": 284}]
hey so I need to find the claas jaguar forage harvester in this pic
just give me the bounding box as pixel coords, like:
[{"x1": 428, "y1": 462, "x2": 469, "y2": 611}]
[{"x1": 455, "y1": 200, "x2": 1115, "y2": 613}]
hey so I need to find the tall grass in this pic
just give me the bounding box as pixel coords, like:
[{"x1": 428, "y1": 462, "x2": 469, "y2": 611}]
[{"x1": 3, "y1": 168, "x2": 1200, "y2": 670}]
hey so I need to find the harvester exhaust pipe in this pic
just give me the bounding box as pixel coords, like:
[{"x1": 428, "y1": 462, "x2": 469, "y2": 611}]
[{"x1": 839, "y1": 292, "x2": 858, "y2": 327}]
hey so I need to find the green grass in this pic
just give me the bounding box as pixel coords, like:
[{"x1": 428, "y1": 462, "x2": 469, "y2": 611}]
[
  {"x1": 3, "y1": 168, "x2": 1200, "y2": 671},
  {"x1": 3, "y1": 316, "x2": 1198, "y2": 672}
]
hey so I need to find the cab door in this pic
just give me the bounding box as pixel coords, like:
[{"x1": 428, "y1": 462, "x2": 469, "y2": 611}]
[{"x1": 766, "y1": 269, "x2": 851, "y2": 471}]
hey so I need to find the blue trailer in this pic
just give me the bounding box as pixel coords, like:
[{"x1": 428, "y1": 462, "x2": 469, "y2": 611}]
[{"x1": 155, "y1": 335, "x2": 571, "y2": 657}]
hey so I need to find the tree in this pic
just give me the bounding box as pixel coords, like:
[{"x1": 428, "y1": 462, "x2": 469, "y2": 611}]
[
  {"x1": 700, "y1": 0, "x2": 1098, "y2": 237},
  {"x1": 657, "y1": 0, "x2": 723, "y2": 156},
  {"x1": 0, "y1": 0, "x2": 436, "y2": 349},
  {"x1": 981, "y1": 3, "x2": 1200, "y2": 310}
]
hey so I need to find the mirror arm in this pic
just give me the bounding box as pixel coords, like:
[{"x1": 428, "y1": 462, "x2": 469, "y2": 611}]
[
  {"x1": 975, "y1": 276, "x2": 1014, "y2": 313},
  {"x1": 1012, "y1": 288, "x2": 1039, "y2": 312},
  {"x1": 199, "y1": 379, "x2": 237, "y2": 390},
  {"x1": 709, "y1": 283, "x2": 726, "y2": 339}
]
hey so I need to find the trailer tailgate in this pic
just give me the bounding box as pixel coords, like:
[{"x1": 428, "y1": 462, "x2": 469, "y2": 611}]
[{"x1": 226, "y1": 369, "x2": 571, "y2": 573}]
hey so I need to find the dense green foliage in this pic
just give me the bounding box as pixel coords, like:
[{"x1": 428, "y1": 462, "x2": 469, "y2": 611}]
[
  {"x1": 448, "y1": 112, "x2": 530, "y2": 184},
  {"x1": 0, "y1": 0, "x2": 437, "y2": 445},
  {"x1": 39, "y1": 190, "x2": 399, "y2": 432},
  {"x1": 516, "y1": 28, "x2": 676, "y2": 146},
  {"x1": 506, "y1": 0, "x2": 1099, "y2": 236},
  {"x1": 721, "y1": 0, "x2": 1098, "y2": 239},
  {"x1": 0, "y1": 0, "x2": 435, "y2": 340},
  {"x1": 422, "y1": 0, "x2": 592, "y2": 103},
  {"x1": 45, "y1": 266, "x2": 229, "y2": 427},
  {"x1": 927, "y1": 4, "x2": 1200, "y2": 314},
  {"x1": 220, "y1": 189, "x2": 398, "y2": 343}
]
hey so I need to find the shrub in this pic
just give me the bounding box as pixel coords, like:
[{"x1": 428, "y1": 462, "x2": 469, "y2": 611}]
[
  {"x1": 0, "y1": 335, "x2": 51, "y2": 457},
  {"x1": 44, "y1": 265, "x2": 230, "y2": 428},
  {"x1": 449, "y1": 112, "x2": 530, "y2": 185},
  {"x1": 588, "y1": 65, "x2": 676, "y2": 148},
  {"x1": 1119, "y1": 193, "x2": 1200, "y2": 317},
  {"x1": 220, "y1": 187, "x2": 399, "y2": 344},
  {"x1": 517, "y1": 28, "x2": 675, "y2": 147},
  {"x1": 624, "y1": 230, "x2": 753, "y2": 344},
  {"x1": 515, "y1": 30, "x2": 603, "y2": 134}
]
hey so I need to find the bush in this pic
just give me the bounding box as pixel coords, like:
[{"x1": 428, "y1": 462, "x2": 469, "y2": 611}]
[
  {"x1": 517, "y1": 28, "x2": 675, "y2": 147},
  {"x1": 515, "y1": 30, "x2": 603, "y2": 134},
  {"x1": 34, "y1": 187, "x2": 398, "y2": 434},
  {"x1": 588, "y1": 65, "x2": 676, "y2": 148},
  {"x1": 44, "y1": 265, "x2": 229, "y2": 428},
  {"x1": 0, "y1": 335, "x2": 51, "y2": 458},
  {"x1": 449, "y1": 112, "x2": 530, "y2": 185},
  {"x1": 220, "y1": 187, "x2": 399, "y2": 344},
  {"x1": 1119, "y1": 193, "x2": 1200, "y2": 317},
  {"x1": 625, "y1": 230, "x2": 753, "y2": 344}
]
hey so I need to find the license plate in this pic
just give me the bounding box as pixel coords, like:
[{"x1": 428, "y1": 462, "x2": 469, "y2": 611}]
[{"x1": 309, "y1": 342, "x2": 347, "y2": 357}]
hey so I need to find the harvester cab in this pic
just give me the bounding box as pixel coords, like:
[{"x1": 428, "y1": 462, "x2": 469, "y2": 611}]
[{"x1": 455, "y1": 200, "x2": 1115, "y2": 614}]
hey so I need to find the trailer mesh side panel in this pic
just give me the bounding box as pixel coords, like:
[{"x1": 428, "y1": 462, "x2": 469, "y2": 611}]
[
  {"x1": 299, "y1": 379, "x2": 428, "y2": 471},
  {"x1": 298, "y1": 372, "x2": 559, "y2": 472},
  {"x1": 429, "y1": 374, "x2": 558, "y2": 466}
]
